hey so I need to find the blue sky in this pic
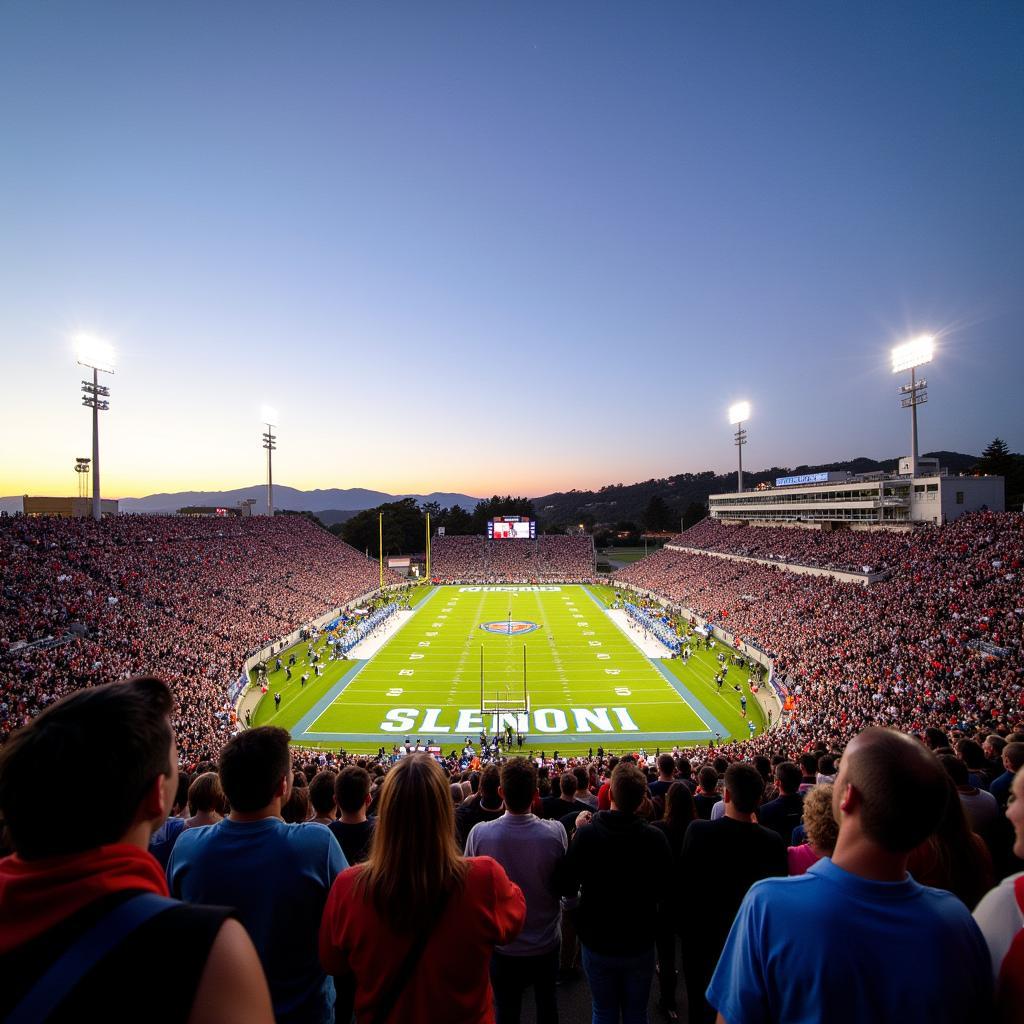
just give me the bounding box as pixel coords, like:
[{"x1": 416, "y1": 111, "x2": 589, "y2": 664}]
[{"x1": 1, "y1": 1, "x2": 1022, "y2": 498}]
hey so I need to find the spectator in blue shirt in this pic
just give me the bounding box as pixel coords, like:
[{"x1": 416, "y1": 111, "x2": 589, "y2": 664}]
[
  {"x1": 708, "y1": 727, "x2": 993, "y2": 1024},
  {"x1": 168, "y1": 727, "x2": 347, "y2": 1024}
]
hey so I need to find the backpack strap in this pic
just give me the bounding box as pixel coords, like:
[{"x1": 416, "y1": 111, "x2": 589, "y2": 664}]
[
  {"x1": 370, "y1": 889, "x2": 452, "y2": 1024},
  {"x1": 7, "y1": 892, "x2": 178, "y2": 1024}
]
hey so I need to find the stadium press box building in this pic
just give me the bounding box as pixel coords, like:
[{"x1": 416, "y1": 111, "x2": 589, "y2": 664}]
[{"x1": 708, "y1": 460, "x2": 1003, "y2": 528}]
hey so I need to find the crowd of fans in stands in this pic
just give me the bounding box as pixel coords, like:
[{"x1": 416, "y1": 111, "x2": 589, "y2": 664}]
[
  {"x1": 430, "y1": 535, "x2": 594, "y2": 583},
  {"x1": 2, "y1": 678, "x2": 1022, "y2": 1022},
  {"x1": 666, "y1": 517, "x2": 918, "y2": 575},
  {"x1": 617, "y1": 510, "x2": 1023, "y2": 763},
  {"x1": 0, "y1": 515, "x2": 400, "y2": 758}
]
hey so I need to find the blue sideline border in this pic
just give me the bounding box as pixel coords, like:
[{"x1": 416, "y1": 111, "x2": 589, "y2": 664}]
[{"x1": 295, "y1": 583, "x2": 725, "y2": 746}]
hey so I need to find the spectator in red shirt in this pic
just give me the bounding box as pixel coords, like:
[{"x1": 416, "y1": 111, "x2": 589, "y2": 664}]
[{"x1": 319, "y1": 754, "x2": 526, "y2": 1023}]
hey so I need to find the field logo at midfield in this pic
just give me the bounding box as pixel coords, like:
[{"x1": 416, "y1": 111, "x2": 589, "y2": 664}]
[{"x1": 480, "y1": 620, "x2": 540, "y2": 636}]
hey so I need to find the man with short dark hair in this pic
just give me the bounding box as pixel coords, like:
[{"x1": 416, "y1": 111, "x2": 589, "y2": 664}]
[
  {"x1": 798, "y1": 752, "x2": 819, "y2": 793},
  {"x1": 168, "y1": 726, "x2": 346, "y2": 1024},
  {"x1": 680, "y1": 762, "x2": 786, "y2": 1023},
  {"x1": 708, "y1": 728, "x2": 993, "y2": 1023},
  {"x1": 560, "y1": 763, "x2": 674, "y2": 1022},
  {"x1": 649, "y1": 753, "x2": 676, "y2": 799},
  {"x1": 694, "y1": 766, "x2": 721, "y2": 819},
  {"x1": 456, "y1": 763, "x2": 505, "y2": 849},
  {"x1": 542, "y1": 773, "x2": 588, "y2": 822},
  {"x1": 757, "y1": 761, "x2": 804, "y2": 842},
  {"x1": 328, "y1": 766, "x2": 375, "y2": 864},
  {"x1": 308, "y1": 770, "x2": 337, "y2": 826},
  {"x1": 0, "y1": 677, "x2": 272, "y2": 1023},
  {"x1": 465, "y1": 758, "x2": 566, "y2": 1024}
]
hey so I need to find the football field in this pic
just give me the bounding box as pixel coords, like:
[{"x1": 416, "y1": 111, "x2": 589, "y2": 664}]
[{"x1": 252, "y1": 585, "x2": 765, "y2": 753}]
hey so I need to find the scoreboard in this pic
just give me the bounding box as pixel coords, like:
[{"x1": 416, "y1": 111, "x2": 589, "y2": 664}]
[{"x1": 488, "y1": 516, "x2": 536, "y2": 540}]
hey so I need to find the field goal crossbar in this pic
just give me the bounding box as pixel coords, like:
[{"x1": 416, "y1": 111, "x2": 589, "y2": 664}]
[{"x1": 479, "y1": 645, "x2": 530, "y2": 722}]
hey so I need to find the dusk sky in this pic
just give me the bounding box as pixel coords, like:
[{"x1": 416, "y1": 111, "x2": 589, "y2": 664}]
[{"x1": 1, "y1": 2, "x2": 1022, "y2": 500}]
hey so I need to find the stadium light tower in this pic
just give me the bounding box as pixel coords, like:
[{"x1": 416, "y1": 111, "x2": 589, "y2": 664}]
[
  {"x1": 891, "y1": 335, "x2": 934, "y2": 479},
  {"x1": 75, "y1": 334, "x2": 115, "y2": 522},
  {"x1": 261, "y1": 406, "x2": 278, "y2": 516},
  {"x1": 728, "y1": 401, "x2": 751, "y2": 493},
  {"x1": 74, "y1": 457, "x2": 91, "y2": 498}
]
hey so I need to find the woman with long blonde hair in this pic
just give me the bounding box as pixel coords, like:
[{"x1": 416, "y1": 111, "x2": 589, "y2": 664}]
[{"x1": 320, "y1": 755, "x2": 525, "y2": 1023}]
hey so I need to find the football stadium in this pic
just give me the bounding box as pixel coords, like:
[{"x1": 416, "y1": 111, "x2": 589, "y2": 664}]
[
  {"x1": 248, "y1": 581, "x2": 766, "y2": 752},
  {"x1": 3, "y1": 7, "x2": 1023, "y2": 1024}
]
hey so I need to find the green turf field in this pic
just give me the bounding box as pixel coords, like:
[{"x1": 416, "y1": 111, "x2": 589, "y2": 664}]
[{"x1": 251, "y1": 585, "x2": 765, "y2": 753}]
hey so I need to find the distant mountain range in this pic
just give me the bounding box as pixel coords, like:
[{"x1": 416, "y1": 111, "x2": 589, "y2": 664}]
[
  {"x1": 0, "y1": 486, "x2": 482, "y2": 517},
  {"x1": 0, "y1": 451, "x2": 989, "y2": 522}
]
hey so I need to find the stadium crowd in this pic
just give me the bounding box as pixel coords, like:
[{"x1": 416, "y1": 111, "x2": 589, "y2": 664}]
[
  {"x1": 2, "y1": 510, "x2": 1024, "y2": 1021},
  {"x1": 0, "y1": 515, "x2": 399, "y2": 758},
  {"x1": 666, "y1": 517, "x2": 920, "y2": 575},
  {"x1": 431, "y1": 535, "x2": 594, "y2": 583},
  {"x1": 1, "y1": 681, "x2": 1022, "y2": 1024},
  {"x1": 616, "y1": 510, "x2": 1023, "y2": 762}
]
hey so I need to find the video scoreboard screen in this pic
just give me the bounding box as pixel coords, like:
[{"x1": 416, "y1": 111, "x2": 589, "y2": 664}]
[{"x1": 488, "y1": 516, "x2": 536, "y2": 540}]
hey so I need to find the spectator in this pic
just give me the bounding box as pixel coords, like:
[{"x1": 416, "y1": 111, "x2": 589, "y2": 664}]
[
  {"x1": 907, "y1": 774, "x2": 993, "y2": 910},
  {"x1": 787, "y1": 784, "x2": 838, "y2": 876},
  {"x1": 648, "y1": 753, "x2": 676, "y2": 799},
  {"x1": 973, "y1": 767, "x2": 1024, "y2": 1022},
  {"x1": 329, "y1": 766, "x2": 376, "y2": 865},
  {"x1": 693, "y1": 766, "x2": 721, "y2": 820},
  {"x1": 308, "y1": 770, "x2": 338, "y2": 827},
  {"x1": 0, "y1": 676, "x2": 272, "y2": 1023},
  {"x1": 941, "y1": 754, "x2": 1000, "y2": 835},
  {"x1": 456, "y1": 764, "x2": 505, "y2": 849},
  {"x1": 560, "y1": 762, "x2": 674, "y2": 1024},
  {"x1": 651, "y1": 781, "x2": 696, "y2": 858},
  {"x1": 542, "y1": 773, "x2": 585, "y2": 821},
  {"x1": 758, "y1": 761, "x2": 804, "y2": 843},
  {"x1": 465, "y1": 757, "x2": 567, "y2": 1024},
  {"x1": 990, "y1": 742, "x2": 1024, "y2": 809},
  {"x1": 319, "y1": 755, "x2": 526, "y2": 1022},
  {"x1": 681, "y1": 762, "x2": 787, "y2": 1024},
  {"x1": 797, "y1": 752, "x2": 819, "y2": 793},
  {"x1": 651, "y1": 781, "x2": 697, "y2": 1018},
  {"x1": 707, "y1": 728, "x2": 993, "y2": 1023},
  {"x1": 184, "y1": 771, "x2": 225, "y2": 829},
  {"x1": 168, "y1": 726, "x2": 346, "y2": 1024}
]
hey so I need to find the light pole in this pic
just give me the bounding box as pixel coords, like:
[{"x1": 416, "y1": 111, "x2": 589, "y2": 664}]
[
  {"x1": 891, "y1": 335, "x2": 934, "y2": 478},
  {"x1": 261, "y1": 406, "x2": 278, "y2": 517},
  {"x1": 75, "y1": 334, "x2": 115, "y2": 522},
  {"x1": 728, "y1": 402, "x2": 751, "y2": 493},
  {"x1": 75, "y1": 458, "x2": 91, "y2": 498}
]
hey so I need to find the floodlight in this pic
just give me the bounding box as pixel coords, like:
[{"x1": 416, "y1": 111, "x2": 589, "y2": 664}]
[
  {"x1": 261, "y1": 404, "x2": 279, "y2": 426},
  {"x1": 74, "y1": 332, "x2": 116, "y2": 373},
  {"x1": 891, "y1": 335, "x2": 934, "y2": 374},
  {"x1": 728, "y1": 401, "x2": 751, "y2": 425}
]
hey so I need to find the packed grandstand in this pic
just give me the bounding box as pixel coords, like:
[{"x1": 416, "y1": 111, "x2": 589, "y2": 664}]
[
  {"x1": 429, "y1": 534, "x2": 595, "y2": 583},
  {"x1": 1, "y1": 509, "x2": 1022, "y2": 1022}
]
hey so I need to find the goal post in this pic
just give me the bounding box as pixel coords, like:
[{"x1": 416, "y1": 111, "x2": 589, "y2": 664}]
[{"x1": 479, "y1": 644, "x2": 530, "y2": 719}]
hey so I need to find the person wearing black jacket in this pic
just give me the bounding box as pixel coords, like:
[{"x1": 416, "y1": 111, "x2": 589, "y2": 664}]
[
  {"x1": 542, "y1": 773, "x2": 590, "y2": 822},
  {"x1": 757, "y1": 761, "x2": 805, "y2": 843},
  {"x1": 680, "y1": 762, "x2": 787, "y2": 1024},
  {"x1": 559, "y1": 762, "x2": 674, "y2": 1023}
]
